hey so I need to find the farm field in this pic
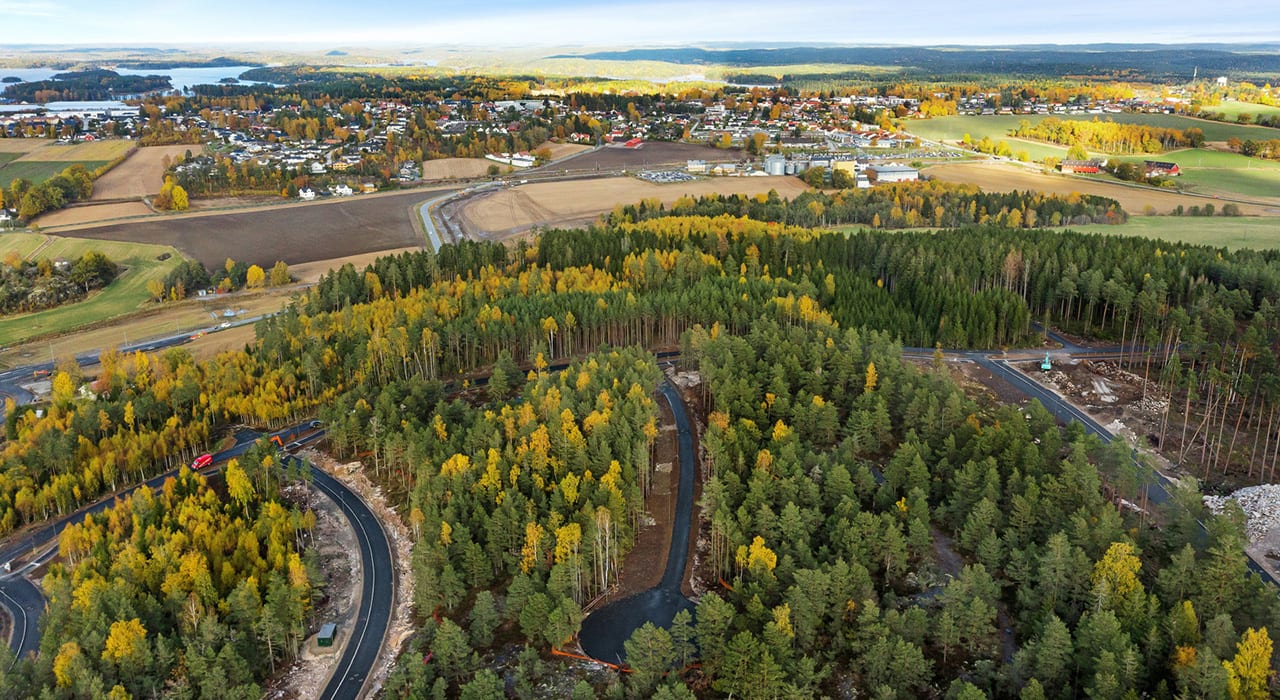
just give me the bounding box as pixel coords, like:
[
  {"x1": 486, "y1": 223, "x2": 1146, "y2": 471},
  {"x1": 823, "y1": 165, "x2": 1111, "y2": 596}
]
[
  {"x1": 538, "y1": 141, "x2": 593, "y2": 160},
  {"x1": 63, "y1": 187, "x2": 440, "y2": 268},
  {"x1": 1202, "y1": 100, "x2": 1280, "y2": 120},
  {"x1": 561, "y1": 141, "x2": 739, "y2": 171},
  {"x1": 0, "y1": 233, "x2": 183, "y2": 346},
  {"x1": 1108, "y1": 148, "x2": 1280, "y2": 200},
  {"x1": 15, "y1": 140, "x2": 134, "y2": 162},
  {"x1": 459, "y1": 175, "x2": 810, "y2": 235},
  {"x1": 90, "y1": 144, "x2": 190, "y2": 199},
  {"x1": 922, "y1": 161, "x2": 1276, "y2": 216},
  {"x1": 36, "y1": 201, "x2": 156, "y2": 227},
  {"x1": 904, "y1": 113, "x2": 1280, "y2": 151},
  {"x1": 0, "y1": 160, "x2": 110, "y2": 185},
  {"x1": 1068, "y1": 215, "x2": 1280, "y2": 251},
  {"x1": 0, "y1": 153, "x2": 19, "y2": 168},
  {"x1": 0, "y1": 140, "x2": 42, "y2": 154},
  {"x1": 420, "y1": 157, "x2": 494, "y2": 180}
]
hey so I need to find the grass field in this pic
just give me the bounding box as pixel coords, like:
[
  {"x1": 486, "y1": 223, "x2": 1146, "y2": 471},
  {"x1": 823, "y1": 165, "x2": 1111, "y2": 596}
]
[
  {"x1": 903, "y1": 113, "x2": 1280, "y2": 152},
  {"x1": 1067, "y1": 216, "x2": 1280, "y2": 251},
  {"x1": 0, "y1": 152, "x2": 20, "y2": 168},
  {"x1": 1202, "y1": 101, "x2": 1280, "y2": 120},
  {"x1": 0, "y1": 160, "x2": 111, "y2": 185},
  {"x1": 0, "y1": 233, "x2": 183, "y2": 345},
  {"x1": 1111, "y1": 149, "x2": 1280, "y2": 200}
]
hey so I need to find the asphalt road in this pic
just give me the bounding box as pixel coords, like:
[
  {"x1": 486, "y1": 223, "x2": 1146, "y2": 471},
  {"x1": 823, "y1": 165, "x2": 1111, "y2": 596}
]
[
  {"x1": 578, "y1": 379, "x2": 697, "y2": 665},
  {"x1": 298, "y1": 449, "x2": 395, "y2": 700}
]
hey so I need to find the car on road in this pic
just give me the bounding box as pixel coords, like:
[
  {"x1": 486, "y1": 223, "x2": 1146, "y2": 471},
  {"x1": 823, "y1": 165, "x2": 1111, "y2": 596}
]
[
  {"x1": 190, "y1": 453, "x2": 213, "y2": 470},
  {"x1": 218, "y1": 321, "x2": 232, "y2": 329}
]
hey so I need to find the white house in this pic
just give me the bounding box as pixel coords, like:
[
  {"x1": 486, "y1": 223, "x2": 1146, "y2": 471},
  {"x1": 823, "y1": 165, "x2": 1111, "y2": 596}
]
[
  {"x1": 868, "y1": 164, "x2": 919, "y2": 183},
  {"x1": 331, "y1": 184, "x2": 353, "y2": 197},
  {"x1": 298, "y1": 188, "x2": 316, "y2": 201}
]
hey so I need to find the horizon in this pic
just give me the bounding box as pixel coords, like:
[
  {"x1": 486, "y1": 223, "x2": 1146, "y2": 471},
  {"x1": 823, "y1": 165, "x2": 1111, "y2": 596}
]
[{"x1": 3, "y1": 0, "x2": 1280, "y2": 49}]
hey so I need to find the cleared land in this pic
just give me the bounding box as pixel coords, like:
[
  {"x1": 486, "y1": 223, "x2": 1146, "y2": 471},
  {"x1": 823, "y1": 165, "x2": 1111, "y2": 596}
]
[
  {"x1": 420, "y1": 158, "x2": 494, "y2": 180},
  {"x1": 0, "y1": 233, "x2": 182, "y2": 346},
  {"x1": 904, "y1": 113, "x2": 1280, "y2": 148},
  {"x1": 459, "y1": 175, "x2": 811, "y2": 235},
  {"x1": 1067, "y1": 216, "x2": 1280, "y2": 251},
  {"x1": 923, "y1": 161, "x2": 1276, "y2": 216},
  {"x1": 61, "y1": 188, "x2": 439, "y2": 268},
  {"x1": 90, "y1": 144, "x2": 191, "y2": 199}
]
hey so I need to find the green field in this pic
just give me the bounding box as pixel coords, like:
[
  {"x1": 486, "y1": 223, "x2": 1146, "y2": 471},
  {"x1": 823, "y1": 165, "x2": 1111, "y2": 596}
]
[
  {"x1": 1065, "y1": 216, "x2": 1280, "y2": 251},
  {"x1": 0, "y1": 160, "x2": 110, "y2": 185},
  {"x1": 1201, "y1": 100, "x2": 1280, "y2": 121},
  {"x1": 1109, "y1": 149, "x2": 1280, "y2": 199},
  {"x1": 903, "y1": 113, "x2": 1280, "y2": 152},
  {"x1": 0, "y1": 152, "x2": 19, "y2": 169},
  {"x1": 0, "y1": 233, "x2": 183, "y2": 344}
]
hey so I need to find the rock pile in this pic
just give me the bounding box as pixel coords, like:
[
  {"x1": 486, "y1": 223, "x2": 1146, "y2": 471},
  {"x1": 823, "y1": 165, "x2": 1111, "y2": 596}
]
[{"x1": 1204, "y1": 484, "x2": 1280, "y2": 543}]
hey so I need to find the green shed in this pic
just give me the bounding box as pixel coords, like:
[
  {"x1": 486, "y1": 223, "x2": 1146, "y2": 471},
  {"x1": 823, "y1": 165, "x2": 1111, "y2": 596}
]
[{"x1": 318, "y1": 623, "x2": 337, "y2": 647}]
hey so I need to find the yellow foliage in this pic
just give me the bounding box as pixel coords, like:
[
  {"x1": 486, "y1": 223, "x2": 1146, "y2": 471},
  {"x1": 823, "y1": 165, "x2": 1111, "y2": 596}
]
[
  {"x1": 1224, "y1": 627, "x2": 1273, "y2": 700},
  {"x1": 53, "y1": 641, "x2": 82, "y2": 688},
  {"x1": 440, "y1": 520, "x2": 453, "y2": 546},
  {"x1": 101, "y1": 618, "x2": 147, "y2": 666},
  {"x1": 439, "y1": 453, "x2": 472, "y2": 478},
  {"x1": 772, "y1": 603, "x2": 795, "y2": 638}
]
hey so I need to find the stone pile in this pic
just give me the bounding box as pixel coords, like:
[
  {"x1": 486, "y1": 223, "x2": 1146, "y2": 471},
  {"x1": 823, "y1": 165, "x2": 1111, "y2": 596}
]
[{"x1": 1204, "y1": 484, "x2": 1280, "y2": 543}]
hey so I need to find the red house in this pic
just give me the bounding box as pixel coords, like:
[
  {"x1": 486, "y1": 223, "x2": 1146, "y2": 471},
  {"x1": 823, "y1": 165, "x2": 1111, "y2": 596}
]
[
  {"x1": 1144, "y1": 160, "x2": 1181, "y2": 177},
  {"x1": 1060, "y1": 159, "x2": 1102, "y2": 173},
  {"x1": 624, "y1": 137, "x2": 644, "y2": 148}
]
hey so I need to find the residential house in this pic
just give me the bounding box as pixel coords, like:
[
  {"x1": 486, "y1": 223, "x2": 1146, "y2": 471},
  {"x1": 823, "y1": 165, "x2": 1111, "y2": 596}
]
[{"x1": 1144, "y1": 161, "x2": 1181, "y2": 177}]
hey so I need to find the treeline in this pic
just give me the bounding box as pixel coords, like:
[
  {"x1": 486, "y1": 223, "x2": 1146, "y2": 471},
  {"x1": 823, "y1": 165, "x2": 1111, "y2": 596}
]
[
  {"x1": 156, "y1": 257, "x2": 290, "y2": 300},
  {"x1": 1012, "y1": 117, "x2": 1205, "y2": 154},
  {"x1": 3, "y1": 164, "x2": 95, "y2": 220},
  {"x1": 1, "y1": 450, "x2": 315, "y2": 698},
  {"x1": 615, "y1": 182, "x2": 1126, "y2": 230},
  {"x1": 0, "y1": 250, "x2": 117, "y2": 315},
  {"x1": 1227, "y1": 136, "x2": 1280, "y2": 161}
]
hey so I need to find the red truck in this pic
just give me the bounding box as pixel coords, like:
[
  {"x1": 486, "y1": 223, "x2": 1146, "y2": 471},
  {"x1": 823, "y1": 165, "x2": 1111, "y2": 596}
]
[{"x1": 190, "y1": 453, "x2": 213, "y2": 470}]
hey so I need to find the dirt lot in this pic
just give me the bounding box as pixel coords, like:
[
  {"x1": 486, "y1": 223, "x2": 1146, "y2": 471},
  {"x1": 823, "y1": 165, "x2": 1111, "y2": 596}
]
[
  {"x1": 289, "y1": 246, "x2": 422, "y2": 283},
  {"x1": 924, "y1": 161, "x2": 1277, "y2": 216},
  {"x1": 53, "y1": 189, "x2": 442, "y2": 268},
  {"x1": 560, "y1": 142, "x2": 739, "y2": 171},
  {"x1": 91, "y1": 144, "x2": 192, "y2": 199},
  {"x1": 35, "y1": 201, "x2": 154, "y2": 227},
  {"x1": 458, "y1": 175, "x2": 811, "y2": 238},
  {"x1": 421, "y1": 157, "x2": 493, "y2": 181}
]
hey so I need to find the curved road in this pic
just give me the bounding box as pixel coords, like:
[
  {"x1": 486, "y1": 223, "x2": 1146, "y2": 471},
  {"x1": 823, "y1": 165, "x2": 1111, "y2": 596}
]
[
  {"x1": 578, "y1": 379, "x2": 697, "y2": 665},
  {"x1": 0, "y1": 425, "x2": 395, "y2": 700}
]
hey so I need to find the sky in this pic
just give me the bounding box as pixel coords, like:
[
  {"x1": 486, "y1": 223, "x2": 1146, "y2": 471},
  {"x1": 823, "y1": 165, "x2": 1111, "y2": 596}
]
[{"x1": 2, "y1": 0, "x2": 1279, "y2": 47}]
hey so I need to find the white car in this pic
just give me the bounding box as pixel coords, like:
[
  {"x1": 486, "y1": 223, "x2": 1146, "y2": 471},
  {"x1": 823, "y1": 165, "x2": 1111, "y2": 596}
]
[{"x1": 219, "y1": 321, "x2": 232, "y2": 329}]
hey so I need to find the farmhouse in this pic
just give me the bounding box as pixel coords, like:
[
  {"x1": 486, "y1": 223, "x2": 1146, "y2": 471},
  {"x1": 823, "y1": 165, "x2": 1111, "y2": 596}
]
[
  {"x1": 1144, "y1": 161, "x2": 1181, "y2": 177},
  {"x1": 868, "y1": 163, "x2": 919, "y2": 183},
  {"x1": 1060, "y1": 159, "x2": 1103, "y2": 174}
]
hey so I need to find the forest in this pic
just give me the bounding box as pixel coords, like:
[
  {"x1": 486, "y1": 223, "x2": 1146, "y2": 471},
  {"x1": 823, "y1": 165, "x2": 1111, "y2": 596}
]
[
  {"x1": 1, "y1": 70, "x2": 171, "y2": 103},
  {"x1": 0, "y1": 444, "x2": 317, "y2": 698},
  {"x1": 3, "y1": 202, "x2": 1280, "y2": 696},
  {"x1": 1010, "y1": 117, "x2": 1205, "y2": 154}
]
